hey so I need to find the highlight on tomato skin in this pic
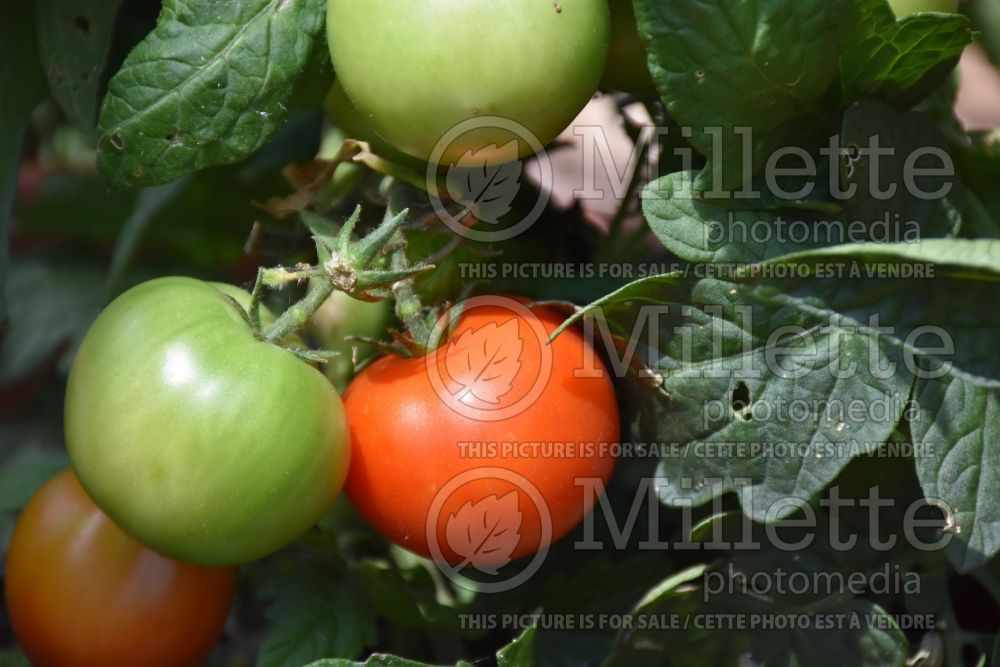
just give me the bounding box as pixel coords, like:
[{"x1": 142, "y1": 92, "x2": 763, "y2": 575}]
[
  {"x1": 342, "y1": 297, "x2": 620, "y2": 568},
  {"x1": 3, "y1": 470, "x2": 237, "y2": 667}
]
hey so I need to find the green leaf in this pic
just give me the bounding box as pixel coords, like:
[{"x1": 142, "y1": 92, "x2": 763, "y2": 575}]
[
  {"x1": 550, "y1": 272, "x2": 687, "y2": 341},
  {"x1": 507, "y1": 554, "x2": 676, "y2": 667},
  {"x1": 255, "y1": 560, "x2": 376, "y2": 666},
  {"x1": 732, "y1": 272, "x2": 1000, "y2": 389},
  {"x1": 608, "y1": 556, "x2": 907, "y2": 666},
  {"x1": 35, "y1": 0, "x2": 124, "y2": 135},
  {"x1": 497, "y1": 628, "x2": 536, "y2": 667},
  {"x1": 751, "y1": 239, "x2": 1000, "y2": 281},
  {"x1": 0, "y1": 649, "x2": 31, "y2": 667},
  {"x1": 962, "y1": 188, "x2": 1000, "y2": 241},
  {"x1": 634, "y1": 0, "x2": 842, "y2": 193},
  {"x1": 839, "y1": 100, "x2": 962, "y2": 239},
  {"x1": 642, "y1": 172, "x2": 837, "y2": 264},
  {"x1": 0, "y1": 259, "x2": 106, "y2": 384},
  {"x1": 96, "y1": 0, "x2": 330, "y2": 187},
  {"x1": 352, "y1": 558, "x2": 459, "y2": 629},
  {"x1": 952, "y1": 130, "x2": 1000, "y2": 240},
  {"x1": 0, "y1": 0, "x2": 48, "y2": 326},
  {"x1": 633, "y1": 0, "x2": 970, "y2": 195},
  {"x1": 653, "y1": 279, "x2": 913, "y2": 521},
  {"x1": 911, "y1": 375, "x2": 1000, "y2": 572},
  {"x1": 643, "y1": 103, "x2": 964, "y2": 266},
  {"x1": 839, "y1": 0, "x2": 972, "y2": 108}
]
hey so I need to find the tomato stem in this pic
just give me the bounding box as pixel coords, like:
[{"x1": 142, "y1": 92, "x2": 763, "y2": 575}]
[
  {"x1": 262, "y1": 276, "x2": 336, "y2": 345},
  {"x1": 255, "y1": 201, "x2": 438, "y2": 351}
]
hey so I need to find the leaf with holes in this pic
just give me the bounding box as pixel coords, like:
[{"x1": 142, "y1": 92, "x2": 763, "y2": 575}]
[
  {"x1": 445, "y1": 491, "x2": 522, "y2": 574},
  {"x1": 35, "y1": 0, "x2": 124, "y2": 135},
  {"x1": 633, "y1": 0, "x2": 969, "y2": 195},
  {"x1": 652, "y1": 279, "x2": 912, "y2": 522},
  {"x1": 643, "y1": 102, "x2": 964, "y2": 267},
  {"x1": 96, "y1": 0, "x2": 330, "y2": 187},
  {"x1": 444, "y1": 319, "x2": 523, "y2": 406},
  {"x1": 633, "y1": 0, "x2": 842, "y2": 193},
  {"x1": 839, "y1": 100, "x2": 963, "y2": 239},
  {"x1": 911, "y1": 375, "x2": 1000, "y2": 573}
]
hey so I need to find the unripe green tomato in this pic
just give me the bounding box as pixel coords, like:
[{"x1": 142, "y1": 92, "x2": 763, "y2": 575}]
[
  {"x1": 887, "y1": 0, "x2": 959, "y2": 17},
  {"x1": 65, "y1": 278, "x2": 351, "y2": 565},
  {"x1": 326, "y1": 0, "x2": 610, "y2": 164},
  {"x1": 323, "y1": 81, "x2": 417, "y2": 166},
  {"x1": 310, "y1": 290, "x2": 392, "y2": 391},
  {"x1": 602, "y1": 0, "x2": 657, "y2": 96}
]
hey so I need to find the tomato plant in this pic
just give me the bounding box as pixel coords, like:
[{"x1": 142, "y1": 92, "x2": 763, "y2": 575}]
[
  {"x1": 341, "y1": 300, "x2": 619, "y2": 565},
  {"x1": 4, "y1": 1, "x2": 999, "y2": 666},
  {"x1": 325, "y1": 0, "x2": 610, "y2": 163},
  {"x1": 65, "y1": 278, "x2": 351, "y2": 565},
  {"x1": 4, "y1": 470, "x2": 236, "y2": 667}
]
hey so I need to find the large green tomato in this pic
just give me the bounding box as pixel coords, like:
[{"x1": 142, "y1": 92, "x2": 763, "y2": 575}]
[
  {"x1": 326, "y1": 0, "x2": 610, "y2": 164},
  {"x1": 887, "y1": 0, "x2": 959, "y2": 17},
  {"x1": 65, "y1": 278, "x2": 350, "y2": 565}
]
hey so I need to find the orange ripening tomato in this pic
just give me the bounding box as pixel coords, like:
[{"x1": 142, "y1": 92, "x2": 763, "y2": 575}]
[
  {"x1": 342, "y1": 297, "x2": 619, "y2": 568},
  {"x1": 3, "y1": 470, "x2": 236, "y2": 667}
]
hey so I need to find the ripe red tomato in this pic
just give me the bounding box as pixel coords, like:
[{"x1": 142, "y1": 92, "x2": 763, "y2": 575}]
[
  {"x1": 4, "y1": 470, "x2": 236, "y2": 667},
  {"x1": 342, "y1": 298, "x2": 619, "y2": 567}
]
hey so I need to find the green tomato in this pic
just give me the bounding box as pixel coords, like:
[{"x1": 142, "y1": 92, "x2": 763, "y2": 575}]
[
  {"x1": 310, "y1": 290, "x2": 391, "y2": 391},
  {"x1": 323, "y1": 80, "x2": 419, "y2": 167},
  {"x1": 65, "y1": 277, "x2": 350, "y2": 565},
  {"x1": 603, "y1": 0, "x2": 657, "y2": 96},
  {"x1": 887, "y1": 0, "x2": 959, "y2": 17},
  {"x1": 326, "y1": 0, "x2": 610, "y2": 164}
]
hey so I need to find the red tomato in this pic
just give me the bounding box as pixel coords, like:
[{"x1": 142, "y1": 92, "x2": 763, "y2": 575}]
[
  {"x1": 4, "y1": 470, "x2": 236, "y2": 667},
  {"x1": 342, "y1": 297, "x2": 619, "y2": 567}
]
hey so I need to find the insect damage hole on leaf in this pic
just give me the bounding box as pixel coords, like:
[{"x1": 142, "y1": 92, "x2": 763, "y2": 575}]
[
  {"x1": 732, "y1": 381, "x2": 752, "y2": 421},
  {"x1": 74, "y1": 16, "x2": 90, "y2": 35}
]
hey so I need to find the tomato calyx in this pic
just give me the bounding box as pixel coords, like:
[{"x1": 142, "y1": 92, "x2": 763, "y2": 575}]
[{"x1": 243, "y1": 205, "x2": 434, "y2": 357}]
